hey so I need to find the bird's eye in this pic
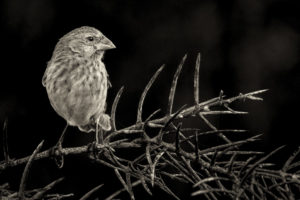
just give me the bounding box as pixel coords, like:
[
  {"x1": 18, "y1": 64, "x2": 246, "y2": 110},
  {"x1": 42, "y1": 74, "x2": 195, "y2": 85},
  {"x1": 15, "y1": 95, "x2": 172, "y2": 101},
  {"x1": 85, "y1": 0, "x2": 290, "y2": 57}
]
[{"x1": 86, "y1": 36, "x2": 94, "y2": 42}]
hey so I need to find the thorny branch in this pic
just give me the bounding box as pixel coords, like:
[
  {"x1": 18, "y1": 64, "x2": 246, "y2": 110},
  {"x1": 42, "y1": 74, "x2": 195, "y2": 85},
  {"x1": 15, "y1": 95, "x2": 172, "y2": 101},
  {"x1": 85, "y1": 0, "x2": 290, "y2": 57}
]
[{"x1": 1, "y1": 53, "x2": 299, "y2": 199}]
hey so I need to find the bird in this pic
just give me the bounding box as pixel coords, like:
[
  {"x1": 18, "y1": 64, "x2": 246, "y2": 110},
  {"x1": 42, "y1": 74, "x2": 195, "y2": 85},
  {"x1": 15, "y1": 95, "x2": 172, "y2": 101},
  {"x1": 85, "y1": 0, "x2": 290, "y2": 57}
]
[{"x1": 42, "y1": 26, "x2": 115, "y2": 145}]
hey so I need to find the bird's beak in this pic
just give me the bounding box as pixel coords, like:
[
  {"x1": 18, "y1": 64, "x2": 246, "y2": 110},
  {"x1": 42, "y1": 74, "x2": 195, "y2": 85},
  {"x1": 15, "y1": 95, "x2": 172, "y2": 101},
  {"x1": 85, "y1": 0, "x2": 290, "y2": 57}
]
[{"x1": 96, "y1": 36, "x2": 116, "y2": 50}]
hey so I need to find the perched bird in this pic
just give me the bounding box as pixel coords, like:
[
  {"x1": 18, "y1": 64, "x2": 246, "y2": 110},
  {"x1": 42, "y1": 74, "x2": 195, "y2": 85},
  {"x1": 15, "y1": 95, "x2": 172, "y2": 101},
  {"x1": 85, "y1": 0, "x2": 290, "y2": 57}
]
[{"x1": 42, "y1": 26, "x2": 115, "y2": 135}]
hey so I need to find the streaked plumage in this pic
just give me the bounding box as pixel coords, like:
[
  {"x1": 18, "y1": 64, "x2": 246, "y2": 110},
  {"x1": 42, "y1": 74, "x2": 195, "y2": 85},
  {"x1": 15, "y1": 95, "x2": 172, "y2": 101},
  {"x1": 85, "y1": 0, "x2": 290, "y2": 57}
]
[{"x1": 42, "y1": 26, "x2": 115, "y2": 132}]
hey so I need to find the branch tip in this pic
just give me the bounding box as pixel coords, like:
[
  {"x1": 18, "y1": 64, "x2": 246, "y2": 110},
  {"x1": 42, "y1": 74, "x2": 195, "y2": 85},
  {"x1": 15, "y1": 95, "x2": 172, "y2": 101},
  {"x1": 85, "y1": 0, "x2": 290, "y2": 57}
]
[
  {"x1": 194, "y1": 53, "x2": 201, "y2": 104},
  {"x1": 18, "y1": 140, "x2": 44, "y2": 199},
  {"x1": 137, "y1": 65, "x2": 165, "y2": 123},
  {"x1": 111, "y1": 86, "x2": 125, "y2": 132},
  {"x1": 2, "y1": 118, "x2": 10, "y2": 162},
  {"x1": 167, "y1": 54, "x2": 187, "y2": 114}
]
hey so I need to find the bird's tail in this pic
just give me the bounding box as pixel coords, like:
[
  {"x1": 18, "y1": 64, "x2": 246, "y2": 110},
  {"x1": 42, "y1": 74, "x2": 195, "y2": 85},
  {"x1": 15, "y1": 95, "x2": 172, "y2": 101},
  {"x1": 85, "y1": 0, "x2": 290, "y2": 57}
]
[{"x1": 79, "y1": 114, "x2": 111, "y2": 133}]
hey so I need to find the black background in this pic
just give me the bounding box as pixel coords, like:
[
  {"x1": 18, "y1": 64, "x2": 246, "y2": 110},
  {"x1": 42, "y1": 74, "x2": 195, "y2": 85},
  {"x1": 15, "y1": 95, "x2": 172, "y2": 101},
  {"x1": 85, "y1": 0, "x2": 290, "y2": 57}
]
[{"x1": 0, "y1": 0, "x2": 300, "y2": 199}]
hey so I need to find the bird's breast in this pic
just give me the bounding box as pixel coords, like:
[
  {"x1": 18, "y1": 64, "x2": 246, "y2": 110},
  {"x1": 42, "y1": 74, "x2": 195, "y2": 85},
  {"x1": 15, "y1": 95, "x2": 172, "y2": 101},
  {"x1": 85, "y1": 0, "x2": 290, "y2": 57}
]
[
  {"x1": 46, "y1": 57, "x2": 107, "y2": 95},
  {"x1": 45, "y1": 56, "x2": 109, "y2": 125}
]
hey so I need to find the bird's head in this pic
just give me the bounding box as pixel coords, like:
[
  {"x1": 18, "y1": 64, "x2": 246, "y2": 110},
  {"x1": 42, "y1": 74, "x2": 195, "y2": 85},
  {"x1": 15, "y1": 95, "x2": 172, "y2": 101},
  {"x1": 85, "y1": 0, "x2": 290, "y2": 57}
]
[{"x1": 57, "y1": 26, "x2": 116, "y2": 58}]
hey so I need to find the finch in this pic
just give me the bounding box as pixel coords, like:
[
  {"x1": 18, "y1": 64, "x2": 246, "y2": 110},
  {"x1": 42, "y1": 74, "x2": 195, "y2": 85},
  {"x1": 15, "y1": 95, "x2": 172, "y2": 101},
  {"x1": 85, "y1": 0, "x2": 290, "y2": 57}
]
[{"x1": 42, "y1": 26, "x2": 115, "y2": 133}]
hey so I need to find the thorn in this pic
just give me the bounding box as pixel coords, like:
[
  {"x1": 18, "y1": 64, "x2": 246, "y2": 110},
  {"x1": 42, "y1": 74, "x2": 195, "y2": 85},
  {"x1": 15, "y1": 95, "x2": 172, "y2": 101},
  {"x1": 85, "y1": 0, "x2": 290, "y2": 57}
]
[
  {"x1": 19, "y1": 140, "x2": 44, "y2": 200},
  {"x1": 79, "y1": 184, "x2": 104, "y2": 200},
  {"x1": 111, "y1": 86, "x2": 125, "y2": 132},
  {"x1": 194, "y1": 53, "x2": 201, "y2": 104},
  {"x1": 219, "y1": 90, "x2": 224, "y2": 101},
  {"x1": 157, "y1": 104, "x2": 186, "y2": 143},
  {"x1": 194, "y1": 131, "x2": 199, "y2": 162},
  {"x1": 167, "y1": 54, "x2": 187, "y2": 115},
  {"x1": 137, "y1": 65, "x2": 165, "y2": 123},
  {"x1": 2, "y1": 118, "x2": 10, "y2": 163},
  {"x1": 175, "y1": 123, "x2": 182, "y2": 156}
]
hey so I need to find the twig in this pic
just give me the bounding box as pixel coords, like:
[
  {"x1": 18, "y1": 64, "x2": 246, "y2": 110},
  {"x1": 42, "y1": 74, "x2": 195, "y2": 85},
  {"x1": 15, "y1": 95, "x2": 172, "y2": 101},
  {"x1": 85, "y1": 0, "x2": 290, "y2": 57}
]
[
  {"x1": 194, "y1": 131, "x2": 199, "y2": 162},
  {"x1": 45, "y1": 193, "x2": 74, "y2": 199},
  {"x1": 126, "y1": 173, "x2": 134, "y2": 199},
  {"x1": 105, "y1": 179, "x2": 141, "y2": 200},
  {"x1": 240, "y1": 146, "x2": 285, "y2": 187},
  {"x1": 227, "y1": 152, "x2": 237, "y2": 173},
  {"x1": 191, "y1": 188, "x2": 235, "y2": 197},
  {"x1": 198, "y1": 113, "x2": 232, "y2": 144},
  {"x1": 182, "y1": 129, "x2": 247, "y2": 143},
  {"x1": 32, "y1": 177, "x2": 65, "y2": 200},
  {"x1": 140, "y1": 176, "x2": 152, "y2": 195},
  {"x1": 283, "y1": 146, "x2": 300, "y2": 172},
  {"x1": 167, "y1": 54, "x2": 187, "y2": 114},
  {"x1": 158, "y1": 176, "x2": 182, "y2": 200},
  {"x1": 79, "y1": 184, "x2": 104, "y2": 200},
  {"x1": 145, "y1": 109, "x2": 161, "y2": 123},
  {"x1": 194, "y1": 53, "x2": 201, "y2": 104},
  {"x1": 114, "y1": 169, "x2": 135, "y2": 200},
  {"x1": 200, "y1": 110, "x2": 248, "y2": 115},
  {"x1": 151, "y1": 149, "x2": 165, "y2": 186},
  {"x1": 136, "y1": 65, "x2": 165, "y2": 123},
  {"x1": 175, "y1": 123, "x2": 182, "y2": 155},
  {"x1": 197, "y1": 134, "x2": 261, "y2": 155},
  {"x1": 111, "y1": 86, "x2": 124, "y2": 132},
  {"x1": 157, "y1": 104, "x2": 187, "y2": 142},
  {"x1": 180, "y1": 89, "x2": 268, "y2": 118},
  {"x1": 193, "y1": 177, "x2": 231, "y2": 188},
  {"x1": 18, "y1": 140, "x2": 44, "y2": 200},
  {"x1": 2, "y1": 118, "x2": 10, "y2": 163}
]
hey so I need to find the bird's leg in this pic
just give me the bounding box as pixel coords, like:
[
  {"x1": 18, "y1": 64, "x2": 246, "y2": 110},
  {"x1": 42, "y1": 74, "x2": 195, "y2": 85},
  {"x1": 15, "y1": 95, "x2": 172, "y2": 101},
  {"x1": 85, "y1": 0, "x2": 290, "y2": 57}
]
[
  {"x1": 51, "y1": 124, "x2": 68, "y2": 168},
  {"x1": 57, "y1": 124, "x2": 69, "y2": 148},
  {"x1": 95, "y1": 119, "x2": 99, "y2": 145},
  {"x1": 96, "y1": 118, "x2": 104, "y2": 145},
  {"x1": 88, "y1": 119, "x2": 104, "y2": 159}
]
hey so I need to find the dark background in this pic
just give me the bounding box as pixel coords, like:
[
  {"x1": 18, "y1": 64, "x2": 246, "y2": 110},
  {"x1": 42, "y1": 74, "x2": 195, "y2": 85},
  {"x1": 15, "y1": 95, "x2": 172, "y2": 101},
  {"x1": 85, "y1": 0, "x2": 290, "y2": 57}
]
[{"x1": 0, "y1": 0, "x2": 299, "y2": 199}]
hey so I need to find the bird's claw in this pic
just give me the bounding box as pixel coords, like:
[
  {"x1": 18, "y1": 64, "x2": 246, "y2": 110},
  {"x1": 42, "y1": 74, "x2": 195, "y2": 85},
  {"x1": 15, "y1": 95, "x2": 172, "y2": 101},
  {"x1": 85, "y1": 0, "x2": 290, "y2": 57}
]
[
  {"x1": 88, "y1": 141, "x2": 102, "y2": 159},
  {"x1": 50, "y1": 143, "x2": 64, "y2": 169}
]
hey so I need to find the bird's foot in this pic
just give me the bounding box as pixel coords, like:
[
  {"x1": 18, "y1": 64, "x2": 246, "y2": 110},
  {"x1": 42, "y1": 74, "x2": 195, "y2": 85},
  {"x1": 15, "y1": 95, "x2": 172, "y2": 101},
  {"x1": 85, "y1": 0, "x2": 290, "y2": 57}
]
[
  {"x1": 50, "y1": 142, "x2": 64, "y2": 168},
  {"x1": 87, "y1": 141, "x2": 104, "y2": 159},
  {"x1": 50, "y1": 125, "x2": 68, "y2": 168}
]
